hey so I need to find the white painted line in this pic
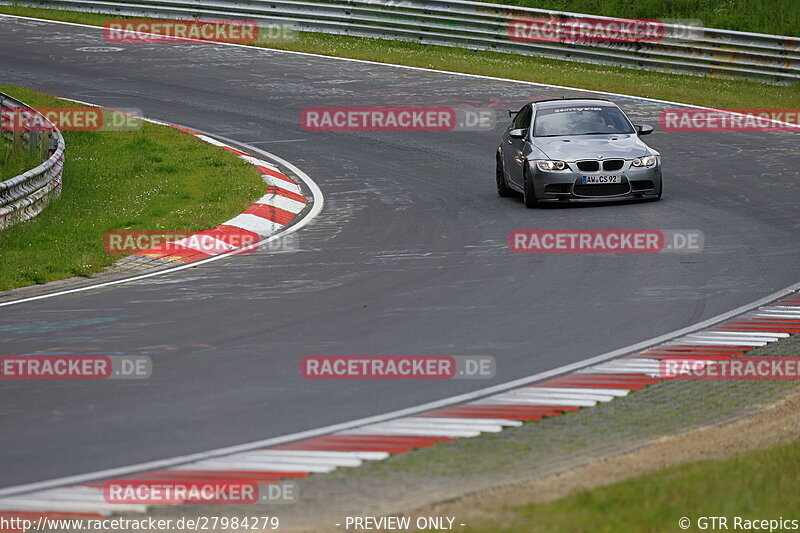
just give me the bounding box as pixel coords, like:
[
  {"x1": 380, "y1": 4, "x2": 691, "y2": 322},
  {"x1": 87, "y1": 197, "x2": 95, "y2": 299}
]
[
  {"x1": 266, "y1": 176, "x2": 303, "y2": 195},
  {"x1": 390, "y1": 417, "x2": 519, "y2": 429},
  {"x1": 676, "y1": 338, "x2": 768, "y2": 347},
  {"x1": 246, "y1": 450, "x2": 389, "y2": 461},
  {"x1": 239, "y1": 155, "x2": 281, "y2": 171},
  {"x1": 582, "y1": 365, "x2": 660, "y2": 372},
  {"x1": 0, "y1": 501, "x2": 110, "y2": 514},
  {"x1": 502, "y1": 389, "x2": 616, "y2": 402},
  {"x1": 528, "y1": 386, "x2": 631, "y2": 397},
  {"x1": 479, "y1": 395, "x2": 597, "y2": 407},
  {"x1": 359, "y1": 419, "x2": 506, "y2": 432},
  {"x1": 680, "y1": 341, "x2": 767, "y2": 348},
  {"x1": 2, "y1": 487, "x2": 106, "y2": 505},
  {"x1": 508, "y1": 387, "x2": 621, "y2": 399},
  {"x1": 0, "y1": 493, "x2": 145, "y2": 513},
  {"x1": 698, "y1": 331, "x2": 790, "y2": 338},
  {"x1": 411, "y1": 417, "x2": 522, "y2": 427},
  {"x1": 683, "y1": 335, "x2": 781, "y2": 343},
  {"x1": 255, "y1": 194, "x2": 307, "y2": 213},
  {"x1": 581, "y1": 359, "x2": 662, "y2": 371},
  {"x1": 31, "y1": 487, "x2": 104, "y2": 498},
  {"x1": 194, "y1": 134, "x2": 229, "y2": 147},
  {"x1": 337, "y1": 427, "x2": 482, "y2": 438},
  {"x1": 730, "y1": 324, "x2": 798, "y2": 331},
  {"x1": 172, "y1": 461, "x2": 335, "y2": 473},
  {"x1": 210, "y1": 452, "x2": 363, "y2": 467},
  {"x1": 223, "y1": 214, "x2": 283, "y2": 236},
  {"x1": 577, "y1": 366, "x2": 658, "y2": 376},
  {"x1": 582, "y1": 365, "x2": 660, "y2": 373}
]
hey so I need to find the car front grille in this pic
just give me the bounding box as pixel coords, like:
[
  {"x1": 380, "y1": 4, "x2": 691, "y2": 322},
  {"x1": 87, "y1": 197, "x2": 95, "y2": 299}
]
[
  {"x1": 632, "y1": 180, "x2": 655, "y2": 191},
  {"x1": 577, "y1": 160, "x2": 625, "y2": 172},
  {"x1": 602, "y1": 159, "x2": 624, "y2": 171},
  {"x1": 573, "y1": 178, "x2": 631, "y2": 197},
  {"x1": 576, "y1": 160, "x2": 600, "y2": 172}
]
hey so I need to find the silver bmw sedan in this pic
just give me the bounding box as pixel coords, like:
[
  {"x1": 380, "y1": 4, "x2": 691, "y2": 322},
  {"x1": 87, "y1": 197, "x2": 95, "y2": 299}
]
[{"x1": 497, "y1": 98, "x2": 662, "y2": 207}]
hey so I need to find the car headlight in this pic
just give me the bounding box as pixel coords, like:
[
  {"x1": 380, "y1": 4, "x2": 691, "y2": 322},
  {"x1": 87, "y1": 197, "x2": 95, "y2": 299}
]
[
  {"x1": 631, "y1": 155, "x2": 657, "y2": 167},
  {"x1": 536, "y1": 160, "x2": 568, "y2": 171}
]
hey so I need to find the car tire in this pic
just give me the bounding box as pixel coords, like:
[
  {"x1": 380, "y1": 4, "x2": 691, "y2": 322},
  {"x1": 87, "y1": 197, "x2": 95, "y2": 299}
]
[
  {"x1": 523, "y1": 167, "x2": 537, "y2": 208},
  {"x1": 496, "y1": 154, "x2": 511, "y2": 197}
]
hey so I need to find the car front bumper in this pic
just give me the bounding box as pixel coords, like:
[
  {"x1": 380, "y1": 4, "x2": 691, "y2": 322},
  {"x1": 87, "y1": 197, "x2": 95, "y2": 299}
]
[{"x1": 531, "y1": 161, "x2": 662, "y2": 202}]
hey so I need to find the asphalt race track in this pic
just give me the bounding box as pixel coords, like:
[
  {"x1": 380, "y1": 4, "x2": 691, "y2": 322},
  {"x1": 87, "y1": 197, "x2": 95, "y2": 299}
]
[{"x1": 1, "y1": 15, "x2": 799, "y2": 489}]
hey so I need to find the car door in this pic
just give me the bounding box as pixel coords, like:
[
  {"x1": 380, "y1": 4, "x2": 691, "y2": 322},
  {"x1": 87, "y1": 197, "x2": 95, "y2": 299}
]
[{"x1": 503, "y1": 105, "x2": 533, "y2": 188}]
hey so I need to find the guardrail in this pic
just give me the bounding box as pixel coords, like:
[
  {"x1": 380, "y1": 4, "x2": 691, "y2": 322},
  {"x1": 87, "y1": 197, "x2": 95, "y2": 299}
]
[
  {"x1": 15, "y1": 0, "x2": 800, "y2": 82},
  {"x1": 0, "y1": 93, "x2": 65, "y2": 230}
]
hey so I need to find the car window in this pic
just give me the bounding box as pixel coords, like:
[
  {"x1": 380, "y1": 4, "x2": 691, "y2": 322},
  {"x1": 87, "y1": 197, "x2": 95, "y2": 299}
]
[
  {"x1": 533, "y1": 105, "x2": 635, "y2": 137},
  {"x1": 512, "y1": 105, "x2": 532, "y2": 130}
]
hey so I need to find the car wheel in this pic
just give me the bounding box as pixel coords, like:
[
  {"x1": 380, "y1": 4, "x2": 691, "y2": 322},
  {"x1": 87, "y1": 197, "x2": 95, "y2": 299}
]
[
  {"x1": 523, "y1": 167, "x2": 537, "y2": 208},
  {"x1": 496, "y1": 154, "x2": 511, "y2": 197}
]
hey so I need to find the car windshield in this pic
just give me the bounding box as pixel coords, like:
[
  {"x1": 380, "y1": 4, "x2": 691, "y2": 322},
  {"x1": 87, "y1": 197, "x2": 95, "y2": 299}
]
[{"x1": 533, "y1": 105, "x2": 635, "y2": 137}]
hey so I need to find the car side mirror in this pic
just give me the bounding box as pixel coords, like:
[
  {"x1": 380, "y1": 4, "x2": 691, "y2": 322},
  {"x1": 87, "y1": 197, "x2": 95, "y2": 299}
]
[
  {"x1": 509, "y1": 128, "x2": 527, "y2": 139},
  {"x1": 636, "y1": 124, "x2": 654, "y2": 135}
]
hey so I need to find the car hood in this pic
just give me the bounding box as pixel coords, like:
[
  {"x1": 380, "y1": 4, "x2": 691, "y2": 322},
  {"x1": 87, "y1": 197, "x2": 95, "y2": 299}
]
[{"x1": 533, "y1": 134, "x2": 649, "y2": 161}]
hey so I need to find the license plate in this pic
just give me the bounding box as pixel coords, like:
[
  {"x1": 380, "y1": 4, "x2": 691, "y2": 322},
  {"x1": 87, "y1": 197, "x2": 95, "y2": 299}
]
[{"x1": 582, "y1": 175, "x2": 621, "y2": 184}]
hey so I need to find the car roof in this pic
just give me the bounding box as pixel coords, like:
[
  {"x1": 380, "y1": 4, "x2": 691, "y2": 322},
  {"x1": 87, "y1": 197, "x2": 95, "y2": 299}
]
[{"x1": 531, "y1": 98, "x2": 617, "y2": 109}]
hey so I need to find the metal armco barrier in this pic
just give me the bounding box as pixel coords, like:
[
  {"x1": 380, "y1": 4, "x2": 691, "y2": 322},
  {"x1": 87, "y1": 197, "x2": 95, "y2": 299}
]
[
  {"x1": 0, "y1": 93, "x2": 65, "y2": 230},
  {"x1": 18, "y1": 0, "x2": 800, "y2": 83}
]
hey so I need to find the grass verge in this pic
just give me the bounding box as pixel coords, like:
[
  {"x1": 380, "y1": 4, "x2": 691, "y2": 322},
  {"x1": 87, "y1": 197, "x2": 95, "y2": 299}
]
[
  {"x1": 0, "y1": 86, "x2": 264, "y2": 291},
  {"x1": 463, "y1": 437, "x2": 800, "y2": 533},
  {"x1": 0, "y1": 137, "x2": 42, "y2": 180},
  {"x1": 0, "y1": 5, "x2": 798, "y2": 113},
  {"x1": 248, "y1": 334, "x2": 800, "y2": 531},
  {"x1": 470, "y1": 0, "x2": 800, "y2": 36}
]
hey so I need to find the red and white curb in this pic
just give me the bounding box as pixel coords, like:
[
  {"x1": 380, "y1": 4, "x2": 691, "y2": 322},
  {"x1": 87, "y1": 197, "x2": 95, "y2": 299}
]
[
  {"x1": 43, "y1": 97, "x2": 311, "y2": 265},
  {"x1": 123, "y1": 125, "x2": 309, "y2": 264},
  {"x1": 0, "y1": 108, "x2": 323, "y2": 310},
  {"x1": 1, "y1": 295, "x2": 798, "y2": 523}
]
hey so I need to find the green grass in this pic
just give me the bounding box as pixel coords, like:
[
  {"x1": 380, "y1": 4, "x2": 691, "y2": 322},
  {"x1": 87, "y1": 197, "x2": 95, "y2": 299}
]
[
  {"x1": 0, "y1": 138, "x2": 43, "y2": 180},
  {"x1": 1, "y1": 5, "x2": 798, "y2": 113},
  {"x1": 462, "y1": 438, "x2": 800, "y2": 533},
  {"x1": 471, "y1": 0, "x2": 800, "y2": 36},
  {"x1": 0, "y1": 86, "x2": 264, "y2": 290}
]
